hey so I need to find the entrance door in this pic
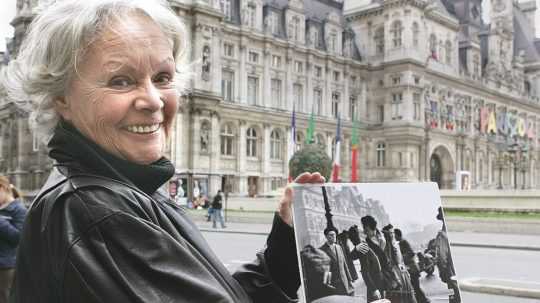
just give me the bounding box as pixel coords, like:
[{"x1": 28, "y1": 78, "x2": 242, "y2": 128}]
[
  {"x1": 248, "y1": 176, "x2": 258, "y2": 197},
  {"x1": 430, "y1": 154, "x2": 442, "y2": 189}
]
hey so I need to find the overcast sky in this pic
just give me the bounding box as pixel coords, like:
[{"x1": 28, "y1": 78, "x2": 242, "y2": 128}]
[{"x1": 1, "y1": 0, "x2": 540, "y2": 52}]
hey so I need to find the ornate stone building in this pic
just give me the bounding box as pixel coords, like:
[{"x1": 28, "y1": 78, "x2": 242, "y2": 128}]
[{"x1": 2, "y1": 0, "x2": 540, "y2": 199}]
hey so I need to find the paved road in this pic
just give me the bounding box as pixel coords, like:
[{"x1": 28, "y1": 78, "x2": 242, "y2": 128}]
[{"x1": 201, "y1": 231, "x2": 540, "y2": 303}]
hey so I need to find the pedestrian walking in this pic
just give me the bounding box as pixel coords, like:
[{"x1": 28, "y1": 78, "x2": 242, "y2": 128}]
[
  {"x1": 0, "y1": 177, "x2": 27, "y2": 303},
  {"x1": 2, "y1": 0, "x2": 326, "y2": 301},
  {"x1": 394, "y1": 228, "x2": 430, "y2": 303},
  {"x1": 212, "y1": 190, "x2": 226, "y2": 228}
]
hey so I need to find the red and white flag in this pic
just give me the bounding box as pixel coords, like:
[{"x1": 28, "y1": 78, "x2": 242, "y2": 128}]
[{"x1": 331, "y1": 117, "x2": 341, "y2": 182}]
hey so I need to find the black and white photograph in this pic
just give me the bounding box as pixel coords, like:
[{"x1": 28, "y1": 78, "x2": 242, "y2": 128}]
[{"x1": 292, "y1": 182, "x2": 461, "y2": 303}]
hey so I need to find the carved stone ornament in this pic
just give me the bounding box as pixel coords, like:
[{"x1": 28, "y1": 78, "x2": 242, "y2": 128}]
[{"x1": 201, "y1": 45, "x2": 211, "y2": 81}]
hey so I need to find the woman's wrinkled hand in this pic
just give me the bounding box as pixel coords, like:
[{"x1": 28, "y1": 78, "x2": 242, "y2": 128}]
[{"x1": 278, "y1": 172, "x2": 326, "y2": 226}]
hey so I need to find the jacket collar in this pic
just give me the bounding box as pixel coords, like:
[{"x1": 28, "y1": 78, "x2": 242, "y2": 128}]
[{"x1": 47, "y1": 121, "x2": 175, "y2": 195}]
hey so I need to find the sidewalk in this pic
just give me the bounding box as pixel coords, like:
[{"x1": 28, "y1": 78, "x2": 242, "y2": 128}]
[{"x1": 192, "y1": 218, "x2": 540, "y2": 300}]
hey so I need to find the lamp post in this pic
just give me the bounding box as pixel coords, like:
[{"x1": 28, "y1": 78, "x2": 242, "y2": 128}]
[{"x1": 521, "y1": 147, "x2": 529, "y2": 190}]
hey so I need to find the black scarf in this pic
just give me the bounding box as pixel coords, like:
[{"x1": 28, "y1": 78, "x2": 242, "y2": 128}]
[{"x1": 48, "y1": 121, "x2": 175, "y2": 195}]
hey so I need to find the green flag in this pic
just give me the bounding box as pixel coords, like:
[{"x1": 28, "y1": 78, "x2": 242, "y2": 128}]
[{"x1": 305, "y1": 112, "x2": 315, "y2": 144}]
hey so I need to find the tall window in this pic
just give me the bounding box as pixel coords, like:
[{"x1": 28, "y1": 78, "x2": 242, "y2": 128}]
[
  {"x1": 293, "y1": 84, "x2": 303, "y2": 112},
  {"x1": 271, "y1": 79, "x2": 282, "y2": 108},
  {"x1": 270, "y1": 129, "x2": 282, "y2": 159},
  {"x1": 328, "y1": 30, "x2": 337, "y2": 52},
  {"x1": 222, "y1": 70, "x2": 234, "y2": 102},
  {"x1": 311, "y1": 28, "x2": 319, "y2": 47},
  {"x1": 314, "y1": 66, "x2": 322, "y2": 78},
  {"x1": 294, "y1": 61, "x2": 303, "y2": 73},
  {"x1": 295, "y1": 133, "x2": 304, "y2": 151},
  {"x1": 247, "y1": 76, "x2": 259, "y2": 105},
  {"x1": 269, "y1": 12, "x2": 279, "y2": 35},
  {"x1": 349, "y1": 96, "x2": 358, "y2": 120},
  {"x1": 220, "y1": 0, "x2": 232, "y2": 21},
  {"x1": 376, "y1": 142, "x2": 386, "y2": 167},
  {"x1": 332, "y1": 92, "x2": 340, "y2": 118},
  {"x1": 374, "y1": 26, "x2": 384, "y2": 55},
  {"x1": 272, "y1": 55, "x2": 281, "y2": 68},
  {"x1": 412, "y1": 22, "x2": 419, "y2": 47},
  {"x1": 392, "y1": 93, "x2": 402, "y2": 120},
  {"x1": 316, "y1": 134, "x2": 325, "y2": 149},
  {"x1": 223, "y1": 43, "x2": 234, "y2": 57},
  {"x1": 289, "y1": 16, "x2": 300, "y2": 41},
  {"x1": 246, "y1": 127, "x2": 257, "y2": 157},
  {"x1": 445, "y1": 41, "x2": 452, "y2": 65},
  {"x1": 248, "y1": 51, "x2": 259, "y2": 63},
  {"x1": 247, "y1": 4, "x2": 256, "y2": 28},
  {"x1": 314, "y1": 89, "x2": 322, "y2": 115},
  {"x1": 333, "y1": 71, "x2": 340, "y2": 82},
  {"x1": 413, "y1": 93, "x2": 421, "y2": 121},
  {"x1": 220, "y1": 123, "x2": 235, "y2": 155},
  {"x1": 391, "y1": 20, "x2": 402, "y2": 47}
]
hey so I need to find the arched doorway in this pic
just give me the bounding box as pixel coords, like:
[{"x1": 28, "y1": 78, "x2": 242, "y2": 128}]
[
  {"x1": 430, "y1": 145, "x2": 455, "y2": 189},
  {"x1": 430, "y1": 154, "x2": 442, "y2": 188}
]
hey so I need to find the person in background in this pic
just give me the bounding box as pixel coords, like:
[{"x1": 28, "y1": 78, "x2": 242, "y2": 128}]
[
  {"x1": 0, "y1": 177, "x2": 27, "y2": 303},
  {"x1": 435, "y1": 207, "x2": 461, "y2": 303},
  {"x1": 319, "y1": 227, "x2": 354, "y2": 297},
  {"x1": 2, "y1": 0, "x2": 326, "y2": 301},
  {"x1": 394, "y1": 228, "x2": 430, "y2": 303},
  {"x1": 212, "y1": 190, "x2": 226, "y2": 228}
]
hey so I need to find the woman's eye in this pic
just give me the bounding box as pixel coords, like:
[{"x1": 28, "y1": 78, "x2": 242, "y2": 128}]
[
  {"x1": 154, "y1": 73, "x2": 172, "y2": 85},
  {"x1": 109, "y1": 77, "x2": 133, "y2": 88}
]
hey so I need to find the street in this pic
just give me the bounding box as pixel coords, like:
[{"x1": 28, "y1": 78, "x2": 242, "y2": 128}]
[{"x1": 202, "y1": 231, "x2": 540, "y2": 303}]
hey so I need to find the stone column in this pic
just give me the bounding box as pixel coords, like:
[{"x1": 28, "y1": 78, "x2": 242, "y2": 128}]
[
  {"x1": 424, "y1": 134, "x2": 430, "y2": 182},
  {"x1": 284, "y1": 126, "x2": 291, "y2": 179},
  {"x1": 306, "y1": 56, "x2": 314, "y2": 113},
  {"x1": 325, "y1": 63, "x2": 332, "y2": 117},
  {"x1": 326, "y1": 131, "x2": 333, "y2": 159},
  {"x1": 262, "y1": 123, "x2": 271, "y2": 193},
  {"x1": 209, "y1": 112, "x2": 221, "y2": 195},
  {"x1": 263, "y1": 50, "x2": 271, "y2": 108},
  {"x1": 285, "y1": 50, "x2": 293, "y2": 110},
  {"x1": 343, "y1": 69, "x2": 350, "y2": 119},
  {"x1": 239, "y1": 45, "x2": 247, "y2": 104},
  {"x1": 238, "y1": 120, "x2": 248, "y2": 195}
]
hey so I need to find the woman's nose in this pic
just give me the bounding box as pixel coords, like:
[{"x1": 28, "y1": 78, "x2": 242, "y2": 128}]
[{"x1": 135, "y1": 81, "x2": 164, "y2": 111}]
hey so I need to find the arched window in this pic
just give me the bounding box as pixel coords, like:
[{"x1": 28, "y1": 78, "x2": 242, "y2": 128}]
[
  {"x1": 445, "y1": 40, "x2": 452, "y2": 65},
  {"x1": 412, "y1": 22, "x2": 419, "y2": 47},
  {"x1": 270, "y1": 129, "x2": 282, "y2": 160},
  {"x1": 376, "y1": 143, "x2": 386, "y2": 167},
  {"x1": 391, "y1": 20, "x2": 402, "y2": 47},
  {"x1": 374, "y1": 26, "x2": 384, "y2": 55},
  {"x1": 429, "y1": 34, "x2": 437, "y2": 58},
  {"x1": 220, "y1": 123, "x2": 235, "y2": 156},
  {"x1": 246, "y1": 127, "x2": 257, "y2": 157}
]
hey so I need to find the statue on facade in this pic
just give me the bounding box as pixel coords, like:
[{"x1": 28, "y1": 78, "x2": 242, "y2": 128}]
[
  {"x1": 201, "y1": 45, "x2": 211, "y2": 81},
  {"x1": 200, "y1": 124, "x2": 210, "y2": 153}
]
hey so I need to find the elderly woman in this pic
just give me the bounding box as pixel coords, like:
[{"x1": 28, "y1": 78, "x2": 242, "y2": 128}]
[{"x1": 2, "y1": 0, "x2": 324, "y2": 302}]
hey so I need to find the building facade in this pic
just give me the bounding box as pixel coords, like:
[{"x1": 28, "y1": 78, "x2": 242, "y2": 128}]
[{"x1": 2, "y1": 0, "x2": 540, "y2": 199}]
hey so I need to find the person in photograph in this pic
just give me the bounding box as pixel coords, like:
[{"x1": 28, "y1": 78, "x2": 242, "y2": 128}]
[
  {"x1": 0, "y1": 177, "x2": 27, "y2": 303},
  {"x1": 394, "y1": 228, "x2": 430, "y2": 303},
  {"x1": 300, "y1": 244, "x2": 336, "y2": 302},
  {"x1": 319, "y1": 227, "x2": 354, "y2": 296},
  {"x1": 348, "y1": 225, "x2": 384, "y2": 302},
  {"x1": 381, "y1": 224, "x2": 417, "y2": 303},
  {"x1": 2, "y1": 0, "x2": 328, "y2": 301},
  {"x1": 435, "y1": 208, "x2": 461, "y2": 303},
  {"x1": 361, "y1": 216, "x2": 401, "y2": 296}
]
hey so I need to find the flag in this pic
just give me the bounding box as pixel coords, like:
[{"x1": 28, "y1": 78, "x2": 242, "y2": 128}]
[
  {"x1": 288, "y1": 107, "x2": 296, "y2": 182},
  {"x1": 305, "y1": 111, "x2": 315, "y2": 144},
  {"x1": 351, "y1": 119, "x2": 359, "y2": 182},
  {"x1": 331, "y1": 116, "x2": 341, "y2": 182}
]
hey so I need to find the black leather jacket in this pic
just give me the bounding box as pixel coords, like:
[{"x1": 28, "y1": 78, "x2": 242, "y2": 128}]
[{"x1": 11, "y1": 123, "x2": 299, "y2": 303}]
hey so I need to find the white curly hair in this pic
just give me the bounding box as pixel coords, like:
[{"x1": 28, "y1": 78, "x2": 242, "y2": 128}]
[{"x1": 1, "y1": 0, "x2": 191, "y2": 141}]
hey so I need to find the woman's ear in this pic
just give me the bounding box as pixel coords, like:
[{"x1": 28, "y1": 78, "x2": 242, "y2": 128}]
[{"x1": 54, "y1": 96, "x2": 72, "y2": 121}]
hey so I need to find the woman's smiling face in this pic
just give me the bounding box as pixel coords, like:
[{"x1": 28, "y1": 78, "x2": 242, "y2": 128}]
[{"x1": 56, "y1": 14, "x2": 179, "y2": 164}]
